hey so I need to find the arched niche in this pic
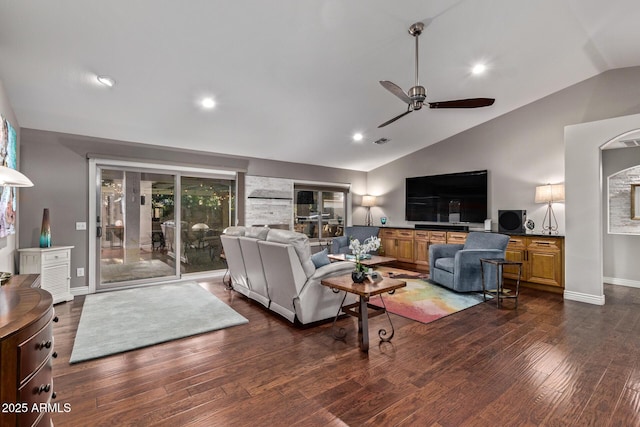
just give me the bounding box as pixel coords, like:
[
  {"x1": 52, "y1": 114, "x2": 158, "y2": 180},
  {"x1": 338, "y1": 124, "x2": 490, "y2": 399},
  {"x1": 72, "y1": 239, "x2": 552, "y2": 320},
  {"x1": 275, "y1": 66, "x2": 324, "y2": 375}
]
[{"x1": 607, "y1": 165, "x2": 640, "y2": 234}]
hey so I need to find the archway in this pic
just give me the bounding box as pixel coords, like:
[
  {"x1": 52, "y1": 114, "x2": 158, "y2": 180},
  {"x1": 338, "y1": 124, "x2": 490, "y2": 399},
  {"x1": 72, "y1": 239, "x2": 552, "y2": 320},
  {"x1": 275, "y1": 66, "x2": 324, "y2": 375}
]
[{"x1": 565, "y1": 113, "x2": 640, "y2": 305}]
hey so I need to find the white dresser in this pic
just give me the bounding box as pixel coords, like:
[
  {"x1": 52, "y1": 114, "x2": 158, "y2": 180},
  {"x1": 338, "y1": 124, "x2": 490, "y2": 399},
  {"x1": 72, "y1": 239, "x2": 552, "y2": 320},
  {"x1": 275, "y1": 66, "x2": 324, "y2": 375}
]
[{"x1": 19, "y1": 246, "x2": 74, "y2": 304}]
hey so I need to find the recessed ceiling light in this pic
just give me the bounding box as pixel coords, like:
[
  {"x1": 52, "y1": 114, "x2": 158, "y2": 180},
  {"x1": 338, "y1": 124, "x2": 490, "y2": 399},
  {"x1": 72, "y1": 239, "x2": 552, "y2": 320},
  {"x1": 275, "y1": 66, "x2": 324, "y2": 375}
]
[
  {"x1": 471, "y1": 63, "x2": 486, "y2": 75},
  {"x1": 201, "y1": 97, "x2": 216, "y2": 109},
  {"x1": 97, "y1": 75, "x2": 115, "y2": 87},
  {"x1": 353, "y1": 132, "x2": 364, "y2": 142}
]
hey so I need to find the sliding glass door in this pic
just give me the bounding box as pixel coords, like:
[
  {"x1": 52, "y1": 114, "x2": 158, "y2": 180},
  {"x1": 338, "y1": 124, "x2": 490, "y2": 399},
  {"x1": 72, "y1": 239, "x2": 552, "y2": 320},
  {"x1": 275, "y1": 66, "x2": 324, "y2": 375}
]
[
  {"x1": 98, "y1": 168, "x2": 178, "y2": 288},
  {"x1": 180, "y1": 176, "x2": 235, "y2": 274},
  {"x1": 294, "y1": 188, "x2": 346, "y2": 241},
  {"x1": 94, "y1": 163, "x2": 236, "y2": 290}
]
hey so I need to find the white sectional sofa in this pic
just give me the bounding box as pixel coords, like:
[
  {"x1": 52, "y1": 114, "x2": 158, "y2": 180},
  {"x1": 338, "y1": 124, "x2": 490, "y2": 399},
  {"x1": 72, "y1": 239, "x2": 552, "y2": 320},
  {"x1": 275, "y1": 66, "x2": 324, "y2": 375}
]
[{"x1": 220, "y1": 226, "x2": 357, "y2": 324}]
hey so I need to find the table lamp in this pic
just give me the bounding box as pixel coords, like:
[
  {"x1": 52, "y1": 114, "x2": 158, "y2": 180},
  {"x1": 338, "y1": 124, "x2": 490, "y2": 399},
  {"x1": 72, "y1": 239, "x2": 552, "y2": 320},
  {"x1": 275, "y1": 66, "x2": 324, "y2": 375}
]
[
  {"x1": 362, "y1": 195, "x2": 376, "y2": 226},
  {"x1": 535, "y1": 183, "x2": 564, "y2": 235}
]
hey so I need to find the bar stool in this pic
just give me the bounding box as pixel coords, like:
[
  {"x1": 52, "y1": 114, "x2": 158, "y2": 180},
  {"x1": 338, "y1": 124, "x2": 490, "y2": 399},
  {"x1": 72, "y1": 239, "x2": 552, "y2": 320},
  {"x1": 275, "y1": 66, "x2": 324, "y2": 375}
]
[{"x1": 480, "y1": 258, "x2": 523, "y2": 308}]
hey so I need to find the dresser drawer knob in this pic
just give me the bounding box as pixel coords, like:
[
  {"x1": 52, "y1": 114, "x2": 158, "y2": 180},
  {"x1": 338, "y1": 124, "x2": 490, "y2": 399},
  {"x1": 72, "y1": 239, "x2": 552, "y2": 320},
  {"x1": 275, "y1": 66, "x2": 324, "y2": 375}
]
[
  {"x1": 38, "y1": 384, "x2": 51, "y2": 394},
  {"x1": 52, "y1": 392, "x2": 57, "y2": 399},
  {"x1": 53, "y1": 316, "x2": 59, "y2": 323},
  {"x1": 39, "y1": 340, "x2": 52, "y2": 350},
  {"x1": 52, "y1": 351, "x2": 58, "y2": 358}
]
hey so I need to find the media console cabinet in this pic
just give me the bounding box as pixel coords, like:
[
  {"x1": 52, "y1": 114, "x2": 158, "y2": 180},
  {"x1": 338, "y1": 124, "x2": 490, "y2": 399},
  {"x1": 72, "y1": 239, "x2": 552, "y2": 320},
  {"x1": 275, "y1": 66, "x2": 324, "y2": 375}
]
[{"x1": 378, "y1": 227, "x2": 564, "y2": 293}]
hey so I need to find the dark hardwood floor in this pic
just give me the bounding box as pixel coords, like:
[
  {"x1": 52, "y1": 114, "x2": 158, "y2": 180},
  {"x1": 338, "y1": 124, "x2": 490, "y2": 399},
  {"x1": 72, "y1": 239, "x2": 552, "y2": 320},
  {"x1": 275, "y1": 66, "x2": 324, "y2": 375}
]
[{"x1": 49, "y1": 279, "x2": 640, "y2": 426}]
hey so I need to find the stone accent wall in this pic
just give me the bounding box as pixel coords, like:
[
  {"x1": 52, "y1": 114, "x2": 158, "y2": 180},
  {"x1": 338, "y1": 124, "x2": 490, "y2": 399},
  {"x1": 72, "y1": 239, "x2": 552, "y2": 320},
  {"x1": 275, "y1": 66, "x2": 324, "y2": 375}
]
[
  {"x1": 245, "y1": 176, "x2": 293, "y2": 230},
  {"x1": 608, "y1": 165, "x2": 640, "y2": 234}
]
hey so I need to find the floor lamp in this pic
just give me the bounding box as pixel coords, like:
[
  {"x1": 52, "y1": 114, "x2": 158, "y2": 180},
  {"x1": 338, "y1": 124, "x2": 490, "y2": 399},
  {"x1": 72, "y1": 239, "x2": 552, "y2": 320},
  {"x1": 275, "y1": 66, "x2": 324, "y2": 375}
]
[
  {"x1": 362, "y1": 195, "x2": 376, "y2": 226},
  {"x1": 0, "y1": 165, "x2": 33, "y2": 187},
  {"x1": 535, "y1": 183, "x2": 564, "y2": 235}
]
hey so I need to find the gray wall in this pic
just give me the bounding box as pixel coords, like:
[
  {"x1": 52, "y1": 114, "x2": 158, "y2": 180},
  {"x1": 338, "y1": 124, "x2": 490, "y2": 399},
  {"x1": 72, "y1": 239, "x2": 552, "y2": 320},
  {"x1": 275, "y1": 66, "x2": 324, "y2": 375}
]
[
  {"x1": 602, "y1": 146, "x2": 640, "y2": 285},
  {"x1": 19, "y1": 130, "x2": 366, "y2": 289},
  {"x1": 15, "y1": 66, "x2": 640, "y2": 291},
  {"x1": 368, "y1": 66, "x2": 640, "y2": 234}
]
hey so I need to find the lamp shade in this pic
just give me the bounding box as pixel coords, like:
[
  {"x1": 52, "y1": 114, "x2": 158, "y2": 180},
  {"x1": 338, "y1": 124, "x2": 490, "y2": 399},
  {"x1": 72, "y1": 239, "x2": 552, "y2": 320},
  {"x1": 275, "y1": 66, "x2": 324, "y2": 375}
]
[
  {"x1": 361, "y1": 195, "x2": 376, "y2": 207},
  {"x1": 535, "y1": 183, "x2": 565, "y2": 203},
  {"x1": 0, "y1": 166, "x2": 33, "y2": 187}
]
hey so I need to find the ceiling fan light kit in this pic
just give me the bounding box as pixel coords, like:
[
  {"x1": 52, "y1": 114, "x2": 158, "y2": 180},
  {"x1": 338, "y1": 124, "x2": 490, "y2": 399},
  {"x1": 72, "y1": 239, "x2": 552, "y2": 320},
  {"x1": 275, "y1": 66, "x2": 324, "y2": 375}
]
[{"x1": 378, "y1": 21, "x2": 495, "y2": 128}]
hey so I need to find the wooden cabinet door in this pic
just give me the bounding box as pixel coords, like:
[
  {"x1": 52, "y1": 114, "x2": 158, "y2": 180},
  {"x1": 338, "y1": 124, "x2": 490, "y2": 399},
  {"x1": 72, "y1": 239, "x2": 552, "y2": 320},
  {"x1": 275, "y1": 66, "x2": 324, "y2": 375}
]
[
  {"x1": 414, "y1": 231, "x2": 429, "y2": 266},
  {"x1": 527, "y1": 237, "x2": 563, "y2": 288},
  {"x1": 504, "y1": 236, "x2": 527, "y2": 280},
  {"x1": 379, "y1": 229, "x2": 397, "y2": 257},
  {"x1": 382, "y1": 238, "x2": 397, "y2": 258},
  {"x1": 396, "y1": 237, "x2": 414, "y2": 262}
]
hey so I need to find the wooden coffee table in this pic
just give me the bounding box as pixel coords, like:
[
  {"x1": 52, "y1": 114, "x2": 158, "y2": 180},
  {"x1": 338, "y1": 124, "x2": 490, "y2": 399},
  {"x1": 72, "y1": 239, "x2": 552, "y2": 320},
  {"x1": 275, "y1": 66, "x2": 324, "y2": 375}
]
[
  {"x1": 321, "y1": 274, "x2": 406, "y2": 352},
  {"x1": 327, "y1": 253, "x2": 396, "y2": 267}
]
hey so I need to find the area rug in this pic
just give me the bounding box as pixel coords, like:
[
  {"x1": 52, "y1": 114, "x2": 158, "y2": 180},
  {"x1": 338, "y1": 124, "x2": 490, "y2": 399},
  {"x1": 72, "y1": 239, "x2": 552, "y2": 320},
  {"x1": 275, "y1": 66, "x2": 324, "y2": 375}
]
[
  {"x1": 369, "y1": 272, "x2": 484, "y2": 324},
  {"x1": 70, "y1": 282, "x2": 248, "y2": 363}
]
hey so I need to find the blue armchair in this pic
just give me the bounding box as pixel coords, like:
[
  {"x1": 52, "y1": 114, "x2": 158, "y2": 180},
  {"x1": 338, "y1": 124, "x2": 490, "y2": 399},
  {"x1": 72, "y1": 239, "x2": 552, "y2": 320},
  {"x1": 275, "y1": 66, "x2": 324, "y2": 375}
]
[
  {"x1": 331, "y1": 226, "x2": 380, "y2": 254},
  {"x1": 429, "y1": 232, "x2": 510, "y2": 292}
]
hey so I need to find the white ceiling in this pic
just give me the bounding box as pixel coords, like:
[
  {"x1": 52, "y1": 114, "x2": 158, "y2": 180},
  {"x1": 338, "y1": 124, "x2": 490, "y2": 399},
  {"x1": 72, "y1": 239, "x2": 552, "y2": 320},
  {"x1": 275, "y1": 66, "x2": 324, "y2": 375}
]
[{"x1": 1, "y1": 0, "x2": 639, "y2": 171}]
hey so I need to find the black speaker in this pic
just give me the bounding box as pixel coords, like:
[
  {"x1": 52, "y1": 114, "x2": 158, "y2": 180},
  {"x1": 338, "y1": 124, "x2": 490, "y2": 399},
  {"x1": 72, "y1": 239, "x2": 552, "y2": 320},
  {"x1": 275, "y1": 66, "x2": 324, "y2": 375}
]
[{"x1": 498, "y1": 210, "x2": 526, "y2": 234}]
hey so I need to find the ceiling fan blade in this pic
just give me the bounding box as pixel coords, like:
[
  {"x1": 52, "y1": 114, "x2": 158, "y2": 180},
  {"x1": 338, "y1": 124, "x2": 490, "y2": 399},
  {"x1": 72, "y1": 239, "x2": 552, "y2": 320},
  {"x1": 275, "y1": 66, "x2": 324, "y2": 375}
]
[
  {"x1": 378, "y1": 109, "x2": 412, "y2": 128},
  {"x1": 380, "y1": 80, "x2": 411, "y2": 105},
  {"x1": 428, "y1": 98, "x2": 495, "y2": 109}
]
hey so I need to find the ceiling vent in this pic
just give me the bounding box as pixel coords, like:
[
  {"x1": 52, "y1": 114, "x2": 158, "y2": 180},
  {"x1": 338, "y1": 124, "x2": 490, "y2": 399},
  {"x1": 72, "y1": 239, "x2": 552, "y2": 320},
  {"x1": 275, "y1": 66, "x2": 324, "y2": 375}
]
[
  {"x1": 373, "y1": 137, "x2": 391, "y2": 145},
  {"x1": 621, "y1": 139, "x2": 640, "y2": 147}
]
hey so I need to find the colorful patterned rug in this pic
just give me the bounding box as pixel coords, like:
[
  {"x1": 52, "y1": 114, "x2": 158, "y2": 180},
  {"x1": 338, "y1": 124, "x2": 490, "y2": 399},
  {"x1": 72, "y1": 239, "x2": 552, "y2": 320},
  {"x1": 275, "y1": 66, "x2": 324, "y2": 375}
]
[{"x1": 369, "y1": 268, "x2": 485, "y2": 324}]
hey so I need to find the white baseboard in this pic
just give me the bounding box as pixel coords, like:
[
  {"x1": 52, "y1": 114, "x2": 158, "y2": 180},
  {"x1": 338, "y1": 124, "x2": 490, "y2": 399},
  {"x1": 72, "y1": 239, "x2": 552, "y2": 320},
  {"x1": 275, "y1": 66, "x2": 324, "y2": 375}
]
[
  {"x1": 564, "y1": 290, "x2": 605, "y2": 305},
  {"x1": 70, "y1": 272, "x2": 226, "y2": 296},
  {"x1": 603, "y1": 276, "x2": 640, "y2": 289},
  {"x1": 71, "y1": 286, "x2": 90, "y2": 296}
]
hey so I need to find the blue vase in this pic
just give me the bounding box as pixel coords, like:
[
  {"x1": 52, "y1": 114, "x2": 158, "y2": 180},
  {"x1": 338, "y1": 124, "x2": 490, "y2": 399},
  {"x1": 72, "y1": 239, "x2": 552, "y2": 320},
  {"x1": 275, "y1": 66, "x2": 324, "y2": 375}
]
[{"x1": 39, "y1": 208, "x2": 51, "y2": 248}]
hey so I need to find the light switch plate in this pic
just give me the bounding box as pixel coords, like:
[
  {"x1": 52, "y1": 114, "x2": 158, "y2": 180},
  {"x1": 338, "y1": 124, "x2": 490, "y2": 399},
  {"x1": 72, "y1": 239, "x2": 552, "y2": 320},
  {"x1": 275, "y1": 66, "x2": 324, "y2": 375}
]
[{"x1": 76, "y1": 222, "x2": 87, "y2": 230}]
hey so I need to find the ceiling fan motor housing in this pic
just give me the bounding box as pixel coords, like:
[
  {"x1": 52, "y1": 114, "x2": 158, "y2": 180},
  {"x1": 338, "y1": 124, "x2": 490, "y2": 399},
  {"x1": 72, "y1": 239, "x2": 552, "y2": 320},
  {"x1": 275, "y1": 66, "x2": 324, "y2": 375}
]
[{"x1": 408, "y1": 85, "x2": 426, "y2": 110}]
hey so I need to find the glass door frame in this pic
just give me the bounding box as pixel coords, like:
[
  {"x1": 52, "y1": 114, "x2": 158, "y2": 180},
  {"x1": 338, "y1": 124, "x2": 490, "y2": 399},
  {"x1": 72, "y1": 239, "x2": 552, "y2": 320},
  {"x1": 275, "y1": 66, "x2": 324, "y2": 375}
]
[{"x1": 88, "y1": 158, "x2": 237, "y2": 294}]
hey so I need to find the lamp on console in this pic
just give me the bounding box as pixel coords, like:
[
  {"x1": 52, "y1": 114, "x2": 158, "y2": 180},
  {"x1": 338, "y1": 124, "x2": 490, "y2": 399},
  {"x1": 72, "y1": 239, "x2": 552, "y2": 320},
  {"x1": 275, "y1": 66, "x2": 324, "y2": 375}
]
[
  {"x1": 535, "y1": 183, "x2": 564, "y2": 235},
  {"x1": 362, "y1": 195, "x2": 376, "y2": 226}
]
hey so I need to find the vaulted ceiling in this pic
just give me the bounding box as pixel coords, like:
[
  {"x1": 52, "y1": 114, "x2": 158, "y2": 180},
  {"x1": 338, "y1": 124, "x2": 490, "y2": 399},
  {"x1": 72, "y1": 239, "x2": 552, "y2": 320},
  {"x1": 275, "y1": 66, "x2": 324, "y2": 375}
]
[{"x1": 1, "y1": 1, "x2": 639, "y2": 171}]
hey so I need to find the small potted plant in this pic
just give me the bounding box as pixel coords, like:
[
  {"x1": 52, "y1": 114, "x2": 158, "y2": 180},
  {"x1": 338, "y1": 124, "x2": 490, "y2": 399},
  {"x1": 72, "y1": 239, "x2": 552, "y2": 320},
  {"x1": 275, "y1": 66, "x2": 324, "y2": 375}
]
[{"x1": 349, "y1": 236, "x2": 381, "y2": 283}]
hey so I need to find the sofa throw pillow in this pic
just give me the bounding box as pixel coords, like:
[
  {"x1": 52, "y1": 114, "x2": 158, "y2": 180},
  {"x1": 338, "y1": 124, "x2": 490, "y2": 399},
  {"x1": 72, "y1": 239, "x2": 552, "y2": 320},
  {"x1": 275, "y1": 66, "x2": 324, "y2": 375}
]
[{"x1": 311, "y1": 248, "x2": 330, "y2": 268}]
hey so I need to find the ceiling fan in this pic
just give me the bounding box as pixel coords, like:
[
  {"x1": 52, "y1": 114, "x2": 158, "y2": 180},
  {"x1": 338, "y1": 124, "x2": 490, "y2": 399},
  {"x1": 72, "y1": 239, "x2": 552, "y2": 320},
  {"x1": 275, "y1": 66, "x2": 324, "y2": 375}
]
[{"x1": 378, "y1": 22, "x2": 495, "y2": 128}]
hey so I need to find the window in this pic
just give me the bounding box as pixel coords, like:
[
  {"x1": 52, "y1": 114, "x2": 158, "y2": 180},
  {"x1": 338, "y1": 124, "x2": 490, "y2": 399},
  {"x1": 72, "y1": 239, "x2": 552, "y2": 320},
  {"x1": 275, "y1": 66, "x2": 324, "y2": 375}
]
[{"x1": 294, "y1": 187, "x2": 347, "y2": 240}]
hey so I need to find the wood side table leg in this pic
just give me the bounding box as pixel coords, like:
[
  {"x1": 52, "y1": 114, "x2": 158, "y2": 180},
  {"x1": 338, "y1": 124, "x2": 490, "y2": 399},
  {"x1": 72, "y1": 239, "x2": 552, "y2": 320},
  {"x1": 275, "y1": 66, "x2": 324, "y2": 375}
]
[{"x1": 359, "y1": 296, "x2": 369, "y2": 352}]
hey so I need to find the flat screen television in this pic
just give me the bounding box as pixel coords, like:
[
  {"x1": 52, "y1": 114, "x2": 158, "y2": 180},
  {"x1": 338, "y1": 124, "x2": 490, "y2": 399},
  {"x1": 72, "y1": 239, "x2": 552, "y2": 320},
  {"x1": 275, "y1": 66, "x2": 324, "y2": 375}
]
[{"x1": 406, "y1": 170, "x2": 487, "y2": 223}]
